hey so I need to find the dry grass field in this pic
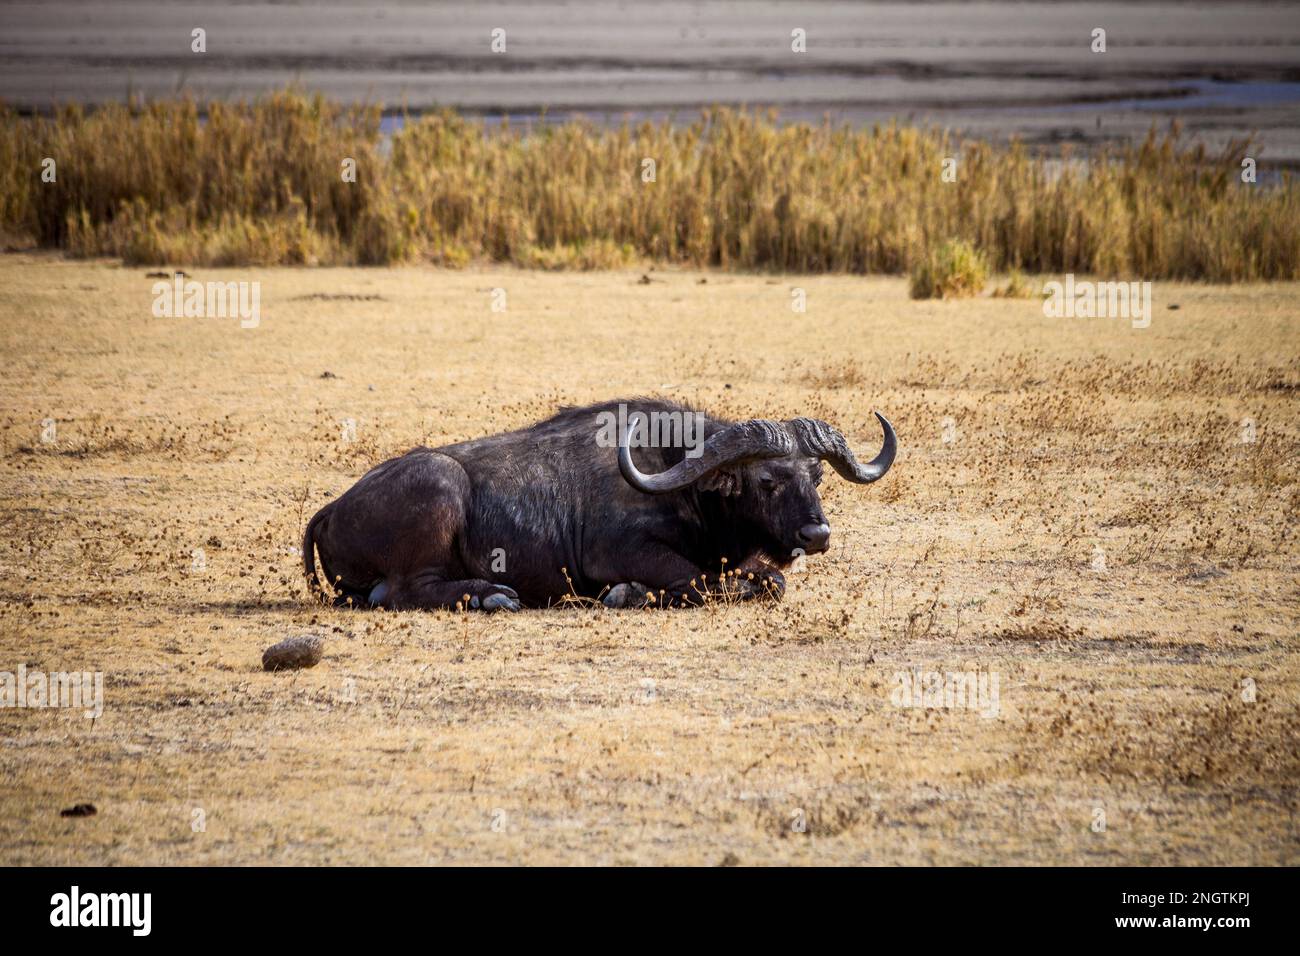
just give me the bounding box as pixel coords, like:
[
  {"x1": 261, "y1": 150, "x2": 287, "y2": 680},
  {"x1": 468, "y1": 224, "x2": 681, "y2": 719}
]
[{"x1": 1, "y1": 254, "x2": 1297, "y2": 865}]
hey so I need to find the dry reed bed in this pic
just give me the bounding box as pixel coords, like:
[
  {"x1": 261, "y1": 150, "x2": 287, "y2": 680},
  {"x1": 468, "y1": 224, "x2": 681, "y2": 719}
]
[{"x1": 1, "y1": 92, "x2": 1297, "y2": 279}]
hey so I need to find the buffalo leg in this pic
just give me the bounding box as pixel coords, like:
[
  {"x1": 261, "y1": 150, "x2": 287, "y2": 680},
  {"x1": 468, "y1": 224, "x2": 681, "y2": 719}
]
[
  {"x1": 602, "y1": 581, "x2": 651, "y2": 608},
  {"x1": 725, "y1": 566, "x2": 786, "y2": 601},
  {"x1": 603, "y1": 549, "x2": 785, "y2": 608},
  {"x1": 375, "y1": 571, "x2": 521, "y2": 612},
  {"x1": 653, "y1": 568, "x2": 784, "y2": 606}
]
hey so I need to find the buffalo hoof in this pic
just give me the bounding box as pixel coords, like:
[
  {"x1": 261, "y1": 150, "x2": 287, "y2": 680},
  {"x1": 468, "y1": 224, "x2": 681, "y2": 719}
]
[
  {"x1": 481, "y1": 588, "x2": 521, "y2": 612},
  {"x1": 603, "y1": 581, "x2": 651, "y2": 609},
  {"x1": 735, "y1": 571, "x2": 785, "y2": 601}
]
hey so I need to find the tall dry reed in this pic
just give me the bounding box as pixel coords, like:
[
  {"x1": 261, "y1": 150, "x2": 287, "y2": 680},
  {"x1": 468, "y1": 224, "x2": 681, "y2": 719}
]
[{"x1": 1, "y1": 93, "x2": 1296, "y2": 279}]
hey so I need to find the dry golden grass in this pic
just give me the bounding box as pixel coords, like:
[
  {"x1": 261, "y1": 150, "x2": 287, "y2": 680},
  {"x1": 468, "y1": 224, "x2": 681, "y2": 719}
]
[
  {"x1": 0, "y1": 255, "x2": 1297, "y2": 864},
  {"x1": 909, "y1": 238, "x2": 990, "y2": 299},
  {"x1": 3, "y1": 94, "x2": 1298, "y2": 278}
]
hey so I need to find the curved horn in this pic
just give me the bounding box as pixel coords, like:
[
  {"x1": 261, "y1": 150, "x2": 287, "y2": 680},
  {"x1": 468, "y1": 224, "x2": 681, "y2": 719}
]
[
  {"x1": 619, "y1": 415, "x2": 793, "y2": 494},
  {"x1": 786, "y1": 411, "x2": 896, "y2": 484}
]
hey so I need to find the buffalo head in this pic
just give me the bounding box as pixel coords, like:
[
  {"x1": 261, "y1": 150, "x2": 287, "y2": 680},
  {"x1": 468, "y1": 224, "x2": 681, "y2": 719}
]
[{"x1": 618, "y1": 411, "x2": 896, "y2": 567}]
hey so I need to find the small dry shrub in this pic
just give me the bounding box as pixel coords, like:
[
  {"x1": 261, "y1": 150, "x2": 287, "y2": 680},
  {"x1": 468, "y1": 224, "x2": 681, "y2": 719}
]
[{"x1": 909, "y1": 239, "x2": 989, "y2": 300}]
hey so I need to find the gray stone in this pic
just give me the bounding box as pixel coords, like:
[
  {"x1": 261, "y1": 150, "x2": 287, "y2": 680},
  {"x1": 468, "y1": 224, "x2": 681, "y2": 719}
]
[{"x1": 262, "y1": 635, "x2": 324, "y2": 671}]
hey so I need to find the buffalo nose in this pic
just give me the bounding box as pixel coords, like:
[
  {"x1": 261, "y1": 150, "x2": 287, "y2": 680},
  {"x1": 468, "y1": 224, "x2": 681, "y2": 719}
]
[{"x1": 797, "y1": 522, "x2": 831, "y2": 553}]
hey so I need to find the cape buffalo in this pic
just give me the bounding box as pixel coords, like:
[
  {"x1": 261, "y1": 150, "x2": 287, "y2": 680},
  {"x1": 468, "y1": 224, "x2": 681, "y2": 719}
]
[{"x1": 302, "y1": 399, "x2": 896, "y2": 610}]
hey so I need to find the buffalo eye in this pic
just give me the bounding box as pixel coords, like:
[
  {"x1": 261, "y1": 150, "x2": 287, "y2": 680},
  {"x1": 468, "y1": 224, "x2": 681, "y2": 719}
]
[{"x1": 759, "y1": 475, "x2": 777, "y2": 492}]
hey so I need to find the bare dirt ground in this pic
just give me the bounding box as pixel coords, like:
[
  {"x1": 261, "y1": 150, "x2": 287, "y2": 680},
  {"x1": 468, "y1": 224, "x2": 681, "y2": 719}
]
[{"x1": 1, "y1": 255, "x2": 1297, "y2": 865}]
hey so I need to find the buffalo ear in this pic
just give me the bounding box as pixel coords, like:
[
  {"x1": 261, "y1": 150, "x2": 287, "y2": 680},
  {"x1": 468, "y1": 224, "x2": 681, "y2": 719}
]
[{"x1": 697, "y1": 468, "x2": 742, "y2": 497}]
